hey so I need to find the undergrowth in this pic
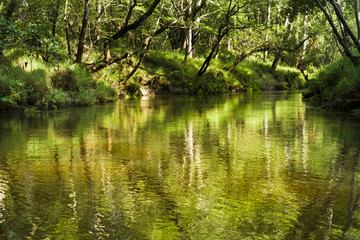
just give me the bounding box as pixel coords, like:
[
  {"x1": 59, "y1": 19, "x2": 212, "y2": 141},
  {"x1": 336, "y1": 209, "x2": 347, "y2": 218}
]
[
  {"x1": 303, "y1": 57, "x2": 360, "y2": 111},
  {"x1": 141, "y1": 51, "x2": 305, "y2": 95},
  {"x1": 1, "y1": 48, "x2": 305, "y2": 111},
  {"x1": 0, "y1": 48, "x2": 117, "y2": 110}
]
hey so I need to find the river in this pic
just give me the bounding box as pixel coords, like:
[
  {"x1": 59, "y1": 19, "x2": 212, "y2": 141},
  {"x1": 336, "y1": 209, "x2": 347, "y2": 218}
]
[{"x1": 0, "y1": 92, "x2": 360, "y2": 239}]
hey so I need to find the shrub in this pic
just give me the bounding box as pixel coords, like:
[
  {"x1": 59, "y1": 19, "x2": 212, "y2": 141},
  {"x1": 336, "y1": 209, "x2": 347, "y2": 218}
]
[
  {"x1": 0, "y1": 63, "x2": 48, "y2": 108},
  {"x1": 73, "y1": 89, "x2": 96, "y2": 106},
  {"x1": 51, "y1": 67, "x2": 77, "y2": 91},
  {"x1": 95, "y1": 81, "x2": 117, "y2": 103},
  {"x1": 304, "y1": 57, "x2": 360, "y2": 110},
  {"x1": 71, "y1": 65, "x2": 96, "y2": 89},
  {"x1": 24, "y1": 69, "x2": 49, "y2": 105},
  {"x1": 124, "y1": 82, "x2": 142, "y2": 96},
  {"x1": 45, "y1": 89, "x2": 71, "y2": 109}
]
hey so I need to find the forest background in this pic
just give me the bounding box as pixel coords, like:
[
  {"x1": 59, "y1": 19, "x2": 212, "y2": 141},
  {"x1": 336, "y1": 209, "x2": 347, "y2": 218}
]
[{"x1": 1, "y1": 0, "x2": 360, "y2": 111}]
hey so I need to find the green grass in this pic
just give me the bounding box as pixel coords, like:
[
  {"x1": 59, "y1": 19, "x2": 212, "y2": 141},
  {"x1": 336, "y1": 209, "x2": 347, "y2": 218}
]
[{"x1": 141, "y1": 51, "x2": 305, "y2": 95}]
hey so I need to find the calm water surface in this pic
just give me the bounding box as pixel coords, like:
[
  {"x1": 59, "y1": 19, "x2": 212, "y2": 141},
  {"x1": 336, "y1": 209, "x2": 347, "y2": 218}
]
[{"x1": 0, "y1": 92, "x2": 360, "y2": 239}]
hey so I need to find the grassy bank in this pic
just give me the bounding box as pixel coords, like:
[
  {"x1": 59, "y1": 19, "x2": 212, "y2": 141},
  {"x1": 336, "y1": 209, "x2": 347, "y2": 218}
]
[
  {"x1": 0, "y1": 48, "x2": 305, "y2": 111},
  {"x1": 99, "y1": 50, "x2": 305, "y2": 96},
  {"x1": 137, "y1": 51, "x2": 305, "y2": 95},
  {"x1": 303, "y1": 57, "x2": 360, "y2": 111},
  {"x1": 0, "y1": 49, "x2": 117, "y2": 110}
]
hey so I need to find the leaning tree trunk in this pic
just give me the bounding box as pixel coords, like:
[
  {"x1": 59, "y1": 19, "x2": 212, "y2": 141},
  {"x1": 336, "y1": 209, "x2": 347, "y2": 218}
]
[
  {"x1": 315, "y1": 0, "x2": 359, "y2": 65},
  {"x1": 329, "y1": 0, "x2": 360, "y2": 53},
  {"x1": 228, "y1": 53, "x2": 248, "y2": 72},
  {"x1": 75, "y1": 0, "x2": 90, "y2": 64},
  {"x1": 197, "y1": 29, "x2": 229, "y2": 77}
]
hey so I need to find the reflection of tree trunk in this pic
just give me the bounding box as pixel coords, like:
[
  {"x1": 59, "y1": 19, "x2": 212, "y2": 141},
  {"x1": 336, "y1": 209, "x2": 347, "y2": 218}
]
[
  {"x1": 342, "y1": 153, "x2": 360, "y2": 237},
  {"x1": 285, "y1": 146, "x2": 347, "y2": 239},
  {"x1": 80, "y1": 137, "x2": 93, "y2": 192},
  {"x1": 68, "y1": 145, "x2": 78, "y2": 219},
  {"x1": 54, "y1": 145, "x2": 62, "y2": 183},
  {"x1": 320, "y1": 147, "x2": 346, "y2": 239}
]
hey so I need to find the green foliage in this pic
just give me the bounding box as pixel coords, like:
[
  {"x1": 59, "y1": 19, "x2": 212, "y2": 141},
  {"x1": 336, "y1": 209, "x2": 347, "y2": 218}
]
[
  {"x1": 0, "y1": 62, "x2": 49, "y2": 109},
  {"x1": 95, "y1": 81, "x2": 117, "y2": 103},
  {"x1": 304, "y1": 57, "x2": 360, "y2": 110},
  {"x1": 51, "y1": 67, "x2": 77, "y2": 91},
  {"x1": 70, "y1": 65, "x2": 96, "y2": 90},
  {"x1": 0, "y1": 17, "x2": 64, "y2": 64},
  {"x1": 44, "y1": 89, "x2": 71, "y2": 109},
  {"x1": 23, "y1": 69, "x2": 49, "y2": 105},
  {"x1": 141, "y1": 51, "x2": 305, "y2": 95},
  {"x1": 0, "y1": 50, "x2": 119, "y2": 110},
  {"x1": 0, "y1": 0, "x2": 347, "y2": 110},
  {"x1": 196, "y1": 72, "x2": 228, "y2": 95},
  {"x1": 72, "y1": 89, "x2": 96, "y2": 106},
  {"x1": 124, "y1": 82, "x2": 142, "y2": 97},
  {"x1": 51, "y1": 65, "x2": 116, "y2": 105}
]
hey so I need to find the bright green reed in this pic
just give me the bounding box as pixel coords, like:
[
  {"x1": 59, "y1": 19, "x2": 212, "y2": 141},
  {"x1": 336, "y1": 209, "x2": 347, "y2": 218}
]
[{"x1": 0, "y1": 92, "x2": 360, "y2": 239}]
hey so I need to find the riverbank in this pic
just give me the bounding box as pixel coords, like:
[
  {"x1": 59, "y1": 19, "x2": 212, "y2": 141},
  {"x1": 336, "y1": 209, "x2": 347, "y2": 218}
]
[
  {"x1": 302, "y1": 56, "x2": 360, "y2": 112},
  {"x1": 0, "y1": 48, "x2": 305, "y2": 111}
]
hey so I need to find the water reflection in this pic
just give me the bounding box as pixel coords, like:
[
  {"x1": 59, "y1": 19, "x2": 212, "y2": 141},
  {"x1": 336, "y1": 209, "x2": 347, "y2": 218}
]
[{"x1": 0, "y1": 92, "x2": 360, "y2": 239}]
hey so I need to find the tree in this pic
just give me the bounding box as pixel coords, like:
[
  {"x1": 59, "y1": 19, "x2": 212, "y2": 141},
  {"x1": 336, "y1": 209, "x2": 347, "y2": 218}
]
[
  {"x1": 75, "y1": 0, "x2": 91, "y2": 63},
  {"x1": 315, "y1": 0, "x2": 360, "y2": 65},
  {"x1": 88, "y1": 0, "x2": 162, "y2": 71},
  {"x1": 197, "y1": 0, "x2": 241, "y2": 77}
]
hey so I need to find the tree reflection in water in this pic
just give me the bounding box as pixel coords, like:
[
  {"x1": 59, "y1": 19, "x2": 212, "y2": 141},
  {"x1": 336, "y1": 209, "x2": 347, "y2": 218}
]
[{"x1": 0, "y1": 92, "x2": 360, "y2": 239}]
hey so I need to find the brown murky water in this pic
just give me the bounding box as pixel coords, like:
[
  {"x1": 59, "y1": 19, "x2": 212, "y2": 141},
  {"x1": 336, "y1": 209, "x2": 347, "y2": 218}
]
[{"x1": 0, "y1": 92, "x2": 360, "y2": 239}]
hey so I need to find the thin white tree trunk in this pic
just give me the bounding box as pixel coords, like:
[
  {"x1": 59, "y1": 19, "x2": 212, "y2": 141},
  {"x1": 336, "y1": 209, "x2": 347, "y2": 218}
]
[{"x1": 264, "y1": 1, "x2": 271, "y2": 62}]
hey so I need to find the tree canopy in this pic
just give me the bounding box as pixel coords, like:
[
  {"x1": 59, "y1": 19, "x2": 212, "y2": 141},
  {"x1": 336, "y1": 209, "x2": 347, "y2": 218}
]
[{"x1": 0, "y1": 0, "x2": 349, "y2": 71}]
